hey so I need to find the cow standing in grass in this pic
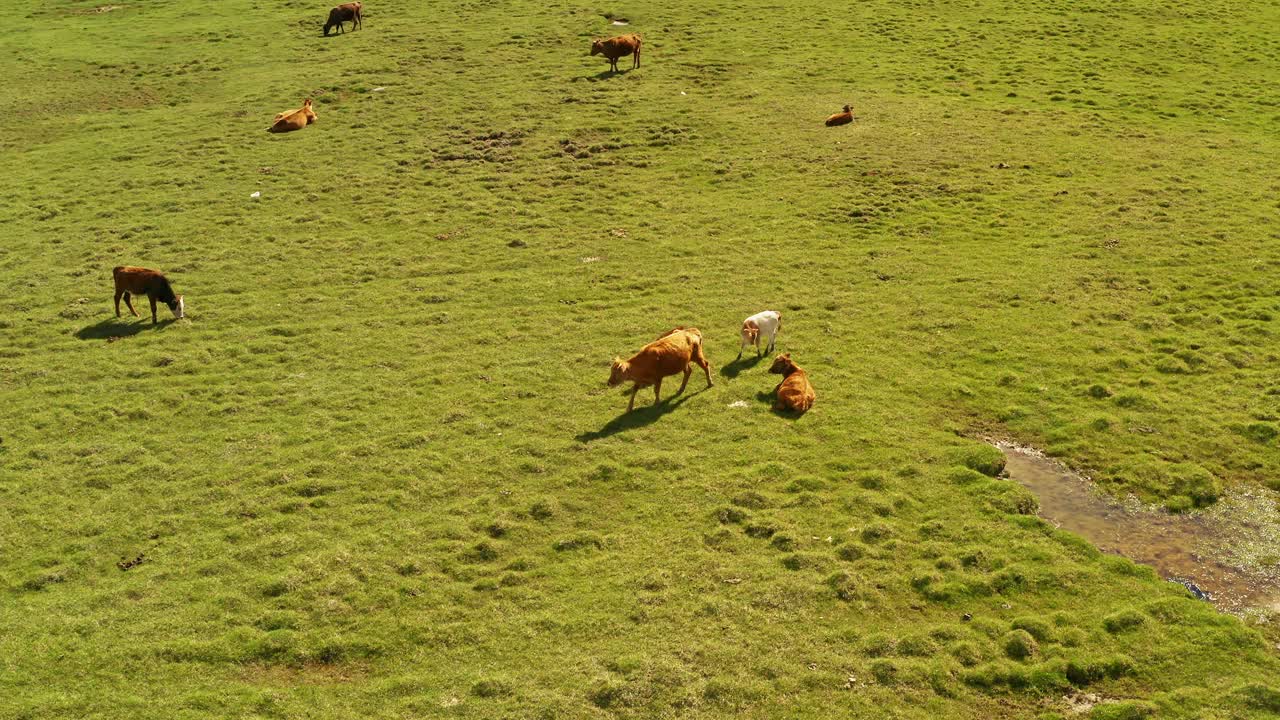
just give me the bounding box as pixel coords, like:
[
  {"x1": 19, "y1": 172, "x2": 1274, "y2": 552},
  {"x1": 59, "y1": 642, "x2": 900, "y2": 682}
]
[
  {"x1": 738, "y1": 310, "x2": 782, "y2": 359},
  {"x1": 769, "y1": 353, "x2": 815, "y2": 413},
  {"x1": 608, "y1": 327, "x2": 713, "y2": 412},
  {"x1": 323, "y1": 2, "x2": 363, "y2": 36},
  {"x1": 113, "y1": 266, "x2": 184, "y2": 324},
  {"x1": 590, "y1": 34, "x2": 642, "y2": 73}
]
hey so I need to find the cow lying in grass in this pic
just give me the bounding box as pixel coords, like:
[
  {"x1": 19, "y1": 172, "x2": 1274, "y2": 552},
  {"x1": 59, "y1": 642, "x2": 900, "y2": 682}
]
[
  {"x1": 590, "y1": 34, "x2": 642, "y2": 73},
  {"x1": 267, "y1": 98, "x2": 316, "y2": 133},
  {"x1": 738, "y1": 310, "x2": 781, "y2": 359},
  {"x1": 608, "y1": 327, "x2": 713, "y2": 412},
  {"x1": 324, "y1": 2, "x2": 363, "y2": 36},
  {"x1": 769, "y1": 353, "x2": 815, "y2": 413},
  {"x1": 825, "y1": 104, "x2": 855, "y2": 126},
  {"x1": 113, "y1": 266, "x2": 184, "y2": 324}
]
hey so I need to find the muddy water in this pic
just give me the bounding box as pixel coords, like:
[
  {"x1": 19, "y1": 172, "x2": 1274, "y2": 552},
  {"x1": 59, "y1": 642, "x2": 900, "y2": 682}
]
[{"x1": 998, "y1": 444, "x2": 1280, "y2": 615}]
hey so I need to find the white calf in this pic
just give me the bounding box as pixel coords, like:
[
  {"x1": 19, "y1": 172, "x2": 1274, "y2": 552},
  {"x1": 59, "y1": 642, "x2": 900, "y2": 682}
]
[{"x1": 738, "y1": 310, "x2": 781, "y2": 359}]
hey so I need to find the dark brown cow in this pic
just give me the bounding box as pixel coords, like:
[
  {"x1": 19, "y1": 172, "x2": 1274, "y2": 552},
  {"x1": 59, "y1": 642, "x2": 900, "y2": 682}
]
[
  {"x1": 590, "y1": 33, "x2": 641, "y2": 73},
  {"x1": 825, "y1": 104, "x2": 855, "y2": 127},
  {"x1": 324, "y1": 2, "x2": 363, "y2": 36},
  {"x1": 113, "y1": 266, "x2": 184, "y2": 324}
]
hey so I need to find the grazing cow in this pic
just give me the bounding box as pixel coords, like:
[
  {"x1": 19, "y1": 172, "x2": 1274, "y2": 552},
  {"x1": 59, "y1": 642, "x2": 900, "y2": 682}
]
[
  {"x1": 738, "y1": 310, "x2": 782, "y2": 359},
  {"x1": 267, "y1": 98, "x2": 316, "y2": 133},
  {"x1": 323, "y1": 2, "x2": 363, "y2": 36},
  {"x1": 113, "y1": 266, "x2": 184, "y2": 324},
  {"x1": 825, "y1": 104, "x2": 855, "y2": 126},
  {"x1": 608, "y1": 327, "x2": 713, "y2": 412},
  {"x1": 590, "y1": 33, "x2": 642, "y2": 73},
  {"x1": 768, "y1": 353, "x2": 815, "y2": 413}
]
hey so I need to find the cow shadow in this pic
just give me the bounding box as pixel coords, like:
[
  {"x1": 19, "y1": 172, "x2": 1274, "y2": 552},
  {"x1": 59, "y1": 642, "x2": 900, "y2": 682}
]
[
  {"x1": 576, "y1": 388, "x2": 706, "y2": 442},
  {"x1": 587, "y1": 68, "x2": 633, "y2": 80},
  {"x1": 755, "y1": 389, "x2": 808, "y2": 419},
  {"x1": 720, "y1": 354, "x2": 764, "y2": 379},
  {"x1": 75, "y1": 318, "x2": 173, "y2": 340}
]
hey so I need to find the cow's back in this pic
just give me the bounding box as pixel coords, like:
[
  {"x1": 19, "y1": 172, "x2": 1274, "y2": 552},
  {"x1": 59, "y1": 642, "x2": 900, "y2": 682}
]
[
  {"x1": 114, "y1": 265, "x2": 151, "y2": 289},
  {"x1": 640, "y1": 330, "x2": 698, "y2": 376},
  {"x1": 604, "y1": 34, "x2": 641, "y2": 59},
  {"x1": 778, "y1": 369, "x2": 815, "y2": 410},
  {"x1": 114, "y1": 266, "x2": 168, "y2": 295}
]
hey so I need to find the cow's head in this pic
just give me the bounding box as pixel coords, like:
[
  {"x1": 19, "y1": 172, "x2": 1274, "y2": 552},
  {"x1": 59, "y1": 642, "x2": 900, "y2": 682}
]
[
  {"x1": 302, "y1": 98, "x2": 317, "y2": 124},
  {"x1": 768, "y1": 353, "x2": 794, "y2": 375},
  {"x1": 607, "y1": 358, "x2": 628, "y2": 386},
  {"x1": 168, "y1": 295, "x2": 185, "y2": 320},
  {"x1": 742, "y1": 320, "x2": 759, "y2": 344},
  {"x1": 590, "y1": 39, "x2": 604, "y2": 56}
]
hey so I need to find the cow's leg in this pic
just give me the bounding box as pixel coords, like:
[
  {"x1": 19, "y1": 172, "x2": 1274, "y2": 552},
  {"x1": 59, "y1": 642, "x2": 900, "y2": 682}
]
[
  {"x1": 148, "y1": 296, "x2": 158, "y2": 324},
  {"x1": 653, "y1": 377, "x2": 663, "y2": 405},
  {"x1": 675, "y1": 367, "x2": 691, "y2": 396},
  {"x1": 114, "y1": 290, "x2": 123, "y2": 317},
  {"x1": 123, "y1": 292, "x2": 139, "y2": 317},
  {"x1": 694, "y1": 349, "x2": 713, "y2": 387},
  {"x1": 627, "y1": 384, "x2": 639, "y2": 412},
  {"x1": 634, "y1": 49, "x2": 640, "y2": 69}
]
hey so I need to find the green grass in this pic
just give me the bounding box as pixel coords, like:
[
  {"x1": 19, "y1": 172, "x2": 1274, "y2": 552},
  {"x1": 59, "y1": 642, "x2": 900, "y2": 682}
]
[{"x1": 2, "y1": 0, "x2": 1279, "y2": 717}]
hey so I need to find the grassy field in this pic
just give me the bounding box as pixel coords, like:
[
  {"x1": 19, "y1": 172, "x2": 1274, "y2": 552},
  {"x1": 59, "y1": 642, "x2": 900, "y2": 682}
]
[{"x1": 2, "y1": 0, "x2": 1279, "y2": 717}]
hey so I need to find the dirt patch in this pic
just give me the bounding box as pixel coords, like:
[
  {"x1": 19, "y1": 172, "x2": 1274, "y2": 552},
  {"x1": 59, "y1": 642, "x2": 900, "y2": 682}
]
[
  {"x1": 1062, "y1": 691, "x2": 1101, "y2": 714},
  {"x1": 998, "y1": 442, "x2": 1280, "y2": 616},
  {"x1": 432, "y1": 129, "x2": 527, "y2": 164},
  {"x1": 116, "y1": 553, "x2": 145, "y2": 571},
  {"x1": 66, "y1": 4, "x2": 123, "y2": 14},
  {"x1": 241, "y1": 662, "x2": 368, "y2": 686}
]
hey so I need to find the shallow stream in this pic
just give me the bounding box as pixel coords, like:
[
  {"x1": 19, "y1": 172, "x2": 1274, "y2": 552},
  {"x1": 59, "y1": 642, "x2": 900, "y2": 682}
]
[{"x1": 998, "y1": 443, "x2": 1280, "y2": 616}]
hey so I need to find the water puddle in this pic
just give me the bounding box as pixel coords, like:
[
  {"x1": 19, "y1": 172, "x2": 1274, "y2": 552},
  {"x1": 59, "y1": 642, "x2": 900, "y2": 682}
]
[{"x1": 998, "y1": 443, "x2": 1280, "y2": 617}]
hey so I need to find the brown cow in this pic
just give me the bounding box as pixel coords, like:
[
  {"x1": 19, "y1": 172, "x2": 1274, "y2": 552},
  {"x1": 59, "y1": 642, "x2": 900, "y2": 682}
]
[
  {"x1": 768, "y1": 353, "x2": 815, "y2": 413},
  {"x1": 608, "y1": 327, "x2": 713, "y2": 412},
  {"x1": 324, "y1": 2, "x2": 362, "y2": 36},
  {"x1": 113, "y1": 266, "x2": 184, "y2": 324},
  {"x1": 825, "y1": 104, "x2": 855, "y2": 127},
  {"x1": 590, "y1": 33, "x2": 642, "y2": 73},
  {"x1": 267, "y1": 98, "x2": 316, "y2": 133}
]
